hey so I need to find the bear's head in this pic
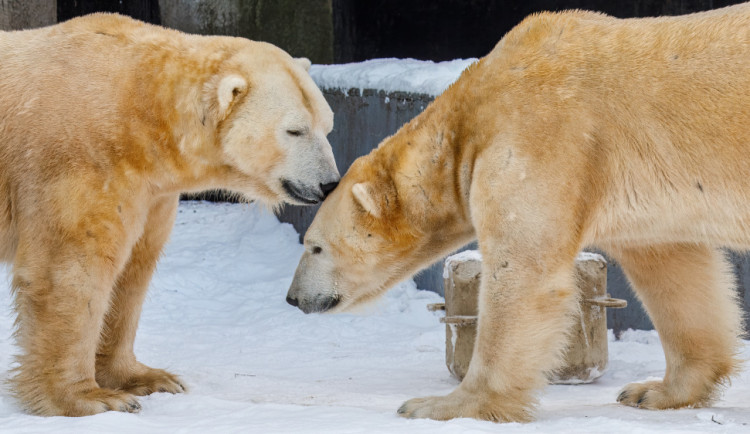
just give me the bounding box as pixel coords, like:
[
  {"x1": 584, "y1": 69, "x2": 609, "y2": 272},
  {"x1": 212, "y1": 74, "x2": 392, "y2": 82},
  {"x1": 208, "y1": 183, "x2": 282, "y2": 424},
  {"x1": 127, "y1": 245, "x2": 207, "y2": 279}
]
[
  {"x1": 199, "y1": 42, "x2": 339, "y2": 206},
  {"x1": 285, "y1": 151, "x2": 434, "y2": 313}
]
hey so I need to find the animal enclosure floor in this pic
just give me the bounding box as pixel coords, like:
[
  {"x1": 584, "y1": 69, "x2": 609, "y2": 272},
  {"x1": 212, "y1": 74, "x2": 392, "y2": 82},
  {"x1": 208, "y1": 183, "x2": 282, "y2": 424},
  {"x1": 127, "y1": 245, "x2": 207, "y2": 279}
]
[{"x1": 0, "y1": 201, "x2": 747, "y2": 433}]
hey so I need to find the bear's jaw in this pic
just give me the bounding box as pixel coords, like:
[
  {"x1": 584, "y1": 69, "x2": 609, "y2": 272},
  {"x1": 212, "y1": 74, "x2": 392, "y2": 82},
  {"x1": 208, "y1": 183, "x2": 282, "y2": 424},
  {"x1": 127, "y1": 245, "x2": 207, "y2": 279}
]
[{"x1": 281, "y1": 179, "x2": 324, "y2": 205}]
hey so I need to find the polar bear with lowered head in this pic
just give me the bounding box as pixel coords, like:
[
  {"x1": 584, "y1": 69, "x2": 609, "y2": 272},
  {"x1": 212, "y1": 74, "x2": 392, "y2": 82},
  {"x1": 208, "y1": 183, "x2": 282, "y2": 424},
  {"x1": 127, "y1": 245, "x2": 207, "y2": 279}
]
[
  {"x1": 287, "y1": 3, "x2": 750, "y2": 423},
  {"x1": 0, "y1": 13, "x2": 338, "y2": 416}
]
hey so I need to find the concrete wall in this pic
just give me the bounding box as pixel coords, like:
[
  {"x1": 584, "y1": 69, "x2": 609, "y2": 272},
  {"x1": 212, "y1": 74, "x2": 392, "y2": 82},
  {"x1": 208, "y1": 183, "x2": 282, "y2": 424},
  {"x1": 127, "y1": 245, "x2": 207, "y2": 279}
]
[
  {"x1": 277, "y1": 88, "x2": 750, "y2": 333},
  {"x1": 0, "y1": 0, "x2": 55, "y2": 30},
  {"x1": 159, "y1": 0, "x2": 333, "y2": 64}
]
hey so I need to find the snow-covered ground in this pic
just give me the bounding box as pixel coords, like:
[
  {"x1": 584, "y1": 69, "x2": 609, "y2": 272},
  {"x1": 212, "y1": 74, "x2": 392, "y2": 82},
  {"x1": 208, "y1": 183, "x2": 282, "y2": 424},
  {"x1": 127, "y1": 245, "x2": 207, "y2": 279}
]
[{"x1": 0, "y1": 201, "x2": 747, "y2": 433}]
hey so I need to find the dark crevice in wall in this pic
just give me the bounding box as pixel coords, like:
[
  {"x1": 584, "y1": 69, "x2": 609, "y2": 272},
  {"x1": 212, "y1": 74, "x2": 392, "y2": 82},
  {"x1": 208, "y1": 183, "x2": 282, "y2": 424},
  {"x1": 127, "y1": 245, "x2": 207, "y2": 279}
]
[
  {"x1": 331, "y1": 0, "x2": 744, "y2": 62},
  {"x1": 57, "y1": 0, "x2": 161, "y2": 24}
]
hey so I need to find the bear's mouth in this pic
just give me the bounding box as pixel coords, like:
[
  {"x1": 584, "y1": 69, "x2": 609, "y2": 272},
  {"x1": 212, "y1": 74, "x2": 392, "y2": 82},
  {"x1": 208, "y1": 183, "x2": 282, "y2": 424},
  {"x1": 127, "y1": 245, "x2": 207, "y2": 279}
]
[
  {"x1": 281, "y1": 179, "x2": 323, "y2": 205},
  {"x1": 299, "y1": 293, "x2": 341, "y2": 314}
]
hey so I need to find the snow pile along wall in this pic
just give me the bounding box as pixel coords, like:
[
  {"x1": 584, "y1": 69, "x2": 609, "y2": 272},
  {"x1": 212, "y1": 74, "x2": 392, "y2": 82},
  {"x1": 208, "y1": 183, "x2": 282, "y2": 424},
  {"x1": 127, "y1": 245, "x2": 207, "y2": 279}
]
[{"x1": 309, "y1": 58, "x2": 477, "y2": 97}]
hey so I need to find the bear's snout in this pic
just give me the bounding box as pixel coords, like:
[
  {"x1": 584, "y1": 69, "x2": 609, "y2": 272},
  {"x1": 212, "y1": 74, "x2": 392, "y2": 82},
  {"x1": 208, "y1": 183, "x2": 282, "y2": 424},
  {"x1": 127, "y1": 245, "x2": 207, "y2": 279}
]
[
  {"x1": 285, "y1": 288, "x2": 340, "y2": 314},
  {"x1": 304, "y1": 294, "x2": 340, "y2": 313},
  {"x1": 285, "y1": 295, "x2": 299, "y2": 307}
]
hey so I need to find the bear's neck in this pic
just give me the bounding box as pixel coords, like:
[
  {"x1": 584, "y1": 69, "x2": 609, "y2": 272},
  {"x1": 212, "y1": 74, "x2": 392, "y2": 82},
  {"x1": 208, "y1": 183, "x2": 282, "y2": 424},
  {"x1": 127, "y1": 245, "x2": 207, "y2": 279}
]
[
  {"x1": 379, "y1": 84, "x2": 480, "y2": 253},
  {"x1": 129, "y1": 38, "x2": 237, "y2": 195}
]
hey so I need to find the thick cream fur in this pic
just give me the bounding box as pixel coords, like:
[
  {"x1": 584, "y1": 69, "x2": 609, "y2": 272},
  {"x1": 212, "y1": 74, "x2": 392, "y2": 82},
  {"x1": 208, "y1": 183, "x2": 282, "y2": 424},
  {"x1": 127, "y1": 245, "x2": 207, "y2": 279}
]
[
  {"x1": 289, "y1": 4, "x2": 749, "y2": 423},
  {"x1": 0, "y1": 13, "x2": 336, "y2": 416}
]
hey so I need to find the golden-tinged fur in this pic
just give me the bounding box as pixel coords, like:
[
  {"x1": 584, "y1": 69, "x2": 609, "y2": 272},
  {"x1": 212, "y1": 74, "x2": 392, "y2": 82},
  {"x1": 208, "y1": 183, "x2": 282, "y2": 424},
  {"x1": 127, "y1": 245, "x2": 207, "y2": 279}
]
[
  {"x1": 0, "y1": 14, "x2": 338, "y2": 416},
  {"x1": 287, "y1": 3, "x2": 750, "y2": 423}
]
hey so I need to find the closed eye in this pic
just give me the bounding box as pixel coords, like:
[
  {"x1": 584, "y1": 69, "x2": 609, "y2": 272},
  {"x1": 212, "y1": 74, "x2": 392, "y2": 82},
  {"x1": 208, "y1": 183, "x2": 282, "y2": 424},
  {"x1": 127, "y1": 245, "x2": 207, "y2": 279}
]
[{"x1": 287, "y1": 129, "x2": 305, "y2": 137}]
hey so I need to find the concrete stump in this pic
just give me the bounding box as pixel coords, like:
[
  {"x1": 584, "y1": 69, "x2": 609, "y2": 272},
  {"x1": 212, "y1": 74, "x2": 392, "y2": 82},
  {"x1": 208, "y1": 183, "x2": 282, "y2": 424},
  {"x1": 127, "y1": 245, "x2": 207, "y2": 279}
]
[
  {"x1": 439, "y1": 251, "x2": 626, "y2": 384},
  {"x1": 440, "y1": 251, "x2": 482, "y2": 380}
]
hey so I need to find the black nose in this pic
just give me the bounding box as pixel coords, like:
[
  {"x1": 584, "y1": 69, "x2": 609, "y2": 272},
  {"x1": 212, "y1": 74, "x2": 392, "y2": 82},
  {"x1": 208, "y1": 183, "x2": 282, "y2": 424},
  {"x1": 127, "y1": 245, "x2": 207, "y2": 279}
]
[
  {"x1": 286, "y1": 295, "x2": 299, "y2": 307},
  {"x1": 320, "y1": 181, "x2": 339, "y2": 199}
]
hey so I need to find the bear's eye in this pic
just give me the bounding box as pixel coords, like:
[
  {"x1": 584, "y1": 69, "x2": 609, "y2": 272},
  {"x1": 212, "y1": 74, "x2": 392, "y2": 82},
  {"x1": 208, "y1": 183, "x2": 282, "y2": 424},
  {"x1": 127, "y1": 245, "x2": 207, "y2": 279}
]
[
  {"x1": 312, "y1": 246, "x2": 323, "y2": 254},
  {"x1": 286, "y1": 129, "x2": 304, "y2": 137}
]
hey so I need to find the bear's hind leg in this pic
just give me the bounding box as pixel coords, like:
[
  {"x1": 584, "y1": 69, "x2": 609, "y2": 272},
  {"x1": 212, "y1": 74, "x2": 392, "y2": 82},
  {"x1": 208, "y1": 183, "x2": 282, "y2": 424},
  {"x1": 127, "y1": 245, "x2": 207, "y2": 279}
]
[
  {"x1": 610, "y1": 244, "x2": 743, "y2": 409},
  {"x1": 95, "y1": 197, "x2": 185, "y2": 396}
]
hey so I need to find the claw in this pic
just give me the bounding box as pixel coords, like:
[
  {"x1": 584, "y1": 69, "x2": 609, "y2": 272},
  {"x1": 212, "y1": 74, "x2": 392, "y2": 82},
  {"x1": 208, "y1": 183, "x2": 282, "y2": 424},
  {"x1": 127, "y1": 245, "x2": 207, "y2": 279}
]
[{"x1": 617, "y1": 390, "x2": 629, "y2": 402}]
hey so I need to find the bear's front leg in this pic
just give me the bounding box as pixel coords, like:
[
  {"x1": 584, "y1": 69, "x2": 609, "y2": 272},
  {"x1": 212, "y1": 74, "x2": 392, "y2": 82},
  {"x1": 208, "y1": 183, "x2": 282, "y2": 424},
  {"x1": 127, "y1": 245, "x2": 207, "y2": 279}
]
[
  {"x1": 398, "y1": 162, "x2": 584, "y2": 422},
  {"x1": 96, "y1": 196, "x2": 185, "y2": 396},
  {"x1": 398, "y1": 249, "x2": 581, "y2": 422},
  {"x1": 398, "y1": 383, "x2": 532, "y2": 422},
  {"x1": 10, "y1": 223, "x2": 141, "y2": 416}
]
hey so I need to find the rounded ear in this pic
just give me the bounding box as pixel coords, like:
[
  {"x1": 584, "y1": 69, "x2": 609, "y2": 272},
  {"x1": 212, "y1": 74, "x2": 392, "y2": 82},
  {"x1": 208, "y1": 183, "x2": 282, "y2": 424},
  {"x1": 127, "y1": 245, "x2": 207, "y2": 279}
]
[
  {"x1": 216, "y1": 74, "x2": 247, "y2": 117},
  {"x1": 294, "y1": 57, "x2": 311, "y2": 72},
  {"x1": 352, "y1": 183, "x2": 381, "y2": 218},
  {"x1": 204, "y1": 74, "x2": 248, "y2": 122}
]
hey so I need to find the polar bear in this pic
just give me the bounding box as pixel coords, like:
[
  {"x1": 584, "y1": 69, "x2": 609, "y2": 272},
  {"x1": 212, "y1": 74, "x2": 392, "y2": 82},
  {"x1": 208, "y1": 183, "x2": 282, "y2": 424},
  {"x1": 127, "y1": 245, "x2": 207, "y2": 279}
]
[
  {"x1": 0, "y1": 14, "x2": 339, "y2": 416},
  {"x1": 286, "y1": 3, "x2": 750, "y2": 423}
]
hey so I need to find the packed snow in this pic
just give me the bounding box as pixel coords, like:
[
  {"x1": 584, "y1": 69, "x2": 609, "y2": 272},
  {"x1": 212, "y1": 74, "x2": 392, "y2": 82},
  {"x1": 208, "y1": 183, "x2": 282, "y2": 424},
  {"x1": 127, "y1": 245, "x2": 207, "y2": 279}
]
[
  {"x1": 310, "y1": 58, "x2": 477, "y2": 96},
  {"x1": 443, "y1": 250, "x2": 484, "y2": 278},
  {"x1": 443, "y1": 250, "x2": 606, "y2": 278},
  {"x1": 0, "y1": 201, "x2": 748, "y2": 433}
]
